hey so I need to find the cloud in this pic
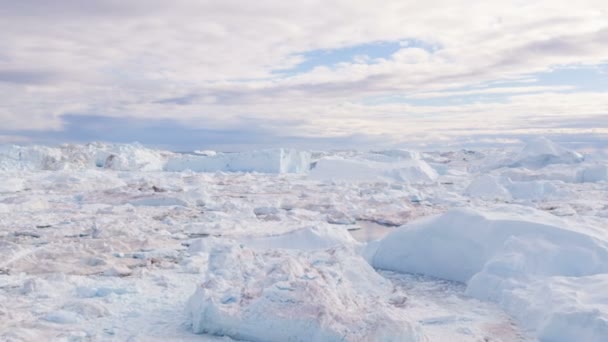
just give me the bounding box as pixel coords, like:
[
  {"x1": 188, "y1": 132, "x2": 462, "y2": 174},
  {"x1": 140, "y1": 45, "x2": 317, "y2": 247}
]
[
  {"x1": 0, "y1": 0, "x2": 607, "y2": 149},
  {"x1": 406, "y1": 85, "x2": 577, "y2": 99},
  {"x1": 0, "y1": 69, "x2": 59, "y2": 84},
  {"x1": 0, "y1": 114, "x2": 391, "y2": 151}
]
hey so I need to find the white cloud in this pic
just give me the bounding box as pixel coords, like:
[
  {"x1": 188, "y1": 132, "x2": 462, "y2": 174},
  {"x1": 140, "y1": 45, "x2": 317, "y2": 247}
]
[
  {"x1": 0, "y1": 0, "x2": 607, "y2": 147},
  {"x1": 408, "y1": 86, "x2": 577, "y2": 99}
]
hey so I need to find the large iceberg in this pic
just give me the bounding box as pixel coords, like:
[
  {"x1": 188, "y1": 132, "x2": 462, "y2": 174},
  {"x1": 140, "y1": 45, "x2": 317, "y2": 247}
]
[
  {"x1": 310, "y1": 152, "x2": 438, "y2": 184},
  {"x1": 511, "y1": 137, "x2": 584, "y2": 168},
  {"x1": 371, "y1": 206, "x2": 608, "y2": 341},
  {"x1": 0, "y1": 144, "x2": 311, "y2": 174},
  {"x1": 0, "y1": 143, "x2": 166, "y2": 171},
  {"x1": 165, "y1": 148, "x2": 311, "y2": 173}
]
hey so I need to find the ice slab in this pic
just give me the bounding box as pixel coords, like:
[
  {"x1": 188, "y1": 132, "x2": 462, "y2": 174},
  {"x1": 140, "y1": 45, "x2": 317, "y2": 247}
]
[
  {"x1": 165, "y1": 148, "x2": 311, "y2": 174},
  {"x1": 372, "y1": 206, "x2": 608, "y2": 341},
  {"x1": 0, "y1": 143, "x2": 165, "y2": 171},
  {"x1": 310, "y1": 155, "x2": 438, "y2": 184}
]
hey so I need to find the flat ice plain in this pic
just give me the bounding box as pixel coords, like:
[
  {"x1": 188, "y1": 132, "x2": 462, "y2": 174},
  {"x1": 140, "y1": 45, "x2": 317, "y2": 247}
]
[{"x1": 1, "y1": 137, "x2": 607, "y2": 341}]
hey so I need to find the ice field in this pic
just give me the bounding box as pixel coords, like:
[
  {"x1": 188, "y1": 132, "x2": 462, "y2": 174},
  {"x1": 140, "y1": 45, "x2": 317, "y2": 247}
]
[{"x1": 1, "y1": 137, "x2": 607, "y2": 341}]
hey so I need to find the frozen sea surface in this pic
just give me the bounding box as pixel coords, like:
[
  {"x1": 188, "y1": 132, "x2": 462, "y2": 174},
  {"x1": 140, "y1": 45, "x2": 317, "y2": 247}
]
[{"x1": 0, "y1": 139, "x2": 607, "y2": 341}]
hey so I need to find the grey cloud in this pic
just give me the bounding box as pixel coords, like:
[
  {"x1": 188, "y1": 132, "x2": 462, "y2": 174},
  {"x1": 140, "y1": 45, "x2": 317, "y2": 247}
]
[
  {"x1": 0, "y1": 69, "x2": 57, "y2": 84},
  {"x1": 0, "y1": 0, "x2": 607, "y2": 147},
  {"x1": 0, "y1": 0, "x2": 164, "y2": 17},
  {"x1": 496, "y1": 28, "x2": 608, "y2": 69},
  {"x1": 154, "y1": 94, "x2": 199, "y2": 106},
  {"x1": 0, "y1": 114, "x2": 389, "y2": 152},
  {"x1": 525, "y1": 115, "x2": 608, "y2": 129}
]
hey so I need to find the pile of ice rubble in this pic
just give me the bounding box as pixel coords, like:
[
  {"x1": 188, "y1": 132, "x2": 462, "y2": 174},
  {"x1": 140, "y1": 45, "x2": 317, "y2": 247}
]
[
  {"x1": 187, "y1": 233, "x2": 422, "y2": 341},
  {"x1": 184, "y1": 138, "x2": 607, "y2": 341},
  {"x1": 186, "y1": 209, "x2": 608, "y2": 341},
  {"x1": 1, "y1": 137, "x2": 607, "y2": 341}
]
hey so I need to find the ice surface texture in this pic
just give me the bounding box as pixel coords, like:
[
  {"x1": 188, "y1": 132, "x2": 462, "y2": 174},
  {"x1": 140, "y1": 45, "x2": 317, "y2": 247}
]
[{"x1": 1, "y1": 137, "x2": 606, "y2": 341}]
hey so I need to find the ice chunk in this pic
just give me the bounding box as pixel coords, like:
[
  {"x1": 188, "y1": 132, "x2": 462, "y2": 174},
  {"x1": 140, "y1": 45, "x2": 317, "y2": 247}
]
[
  {"x1": 165, "y1": 148, "x2": 311, "y2": 173},
  {"x1": 512, "y1": 137, "x2": 583, "y2": 168},
  {"x1": 0, "y1": 142, "x2": 165, "y2": 171},
  {"x1": 310, "y1": 156, "x2": 437, "y2": 184},
  {"x1": 372, "y1": 207, "x2": 608, "y2": 341},
  {"x1": 504, "y1": 179, "x2": 570, "y2": 201},
  {"x1": 96, "y1": 143, "x2": 165, "y2": 171},
  {"x1": 187, "y1": 245, "x2": 424, "y2": 341},
  {"x1": 464, "y1": 175, "x2": 511, "y2": 200},
  {"x1": 466, "y1": 175, "x2": 572, "y2": 201},
  {"x1": 577, "y1": 164, "x2": 608, "y2": 183},
  {"x1": 0, "y1": 177, "x2": 25, "y2": 193},
  {"x1": 242, "y1": 225, "x2": 357, "y2": 250},
  {"x1": 193, "y1": 150, "x2": 217, "y2": 156},
  {"x1": 61, "y1": 301, "x2": 110, "y2": 319},
  {"x1": 44, "y1": 310, "x2": 81, "y2": 324},
  {"x1": 372, "y1": 149, "x2": 421, "y2": 160},
  {"x1": 102, "y1": 265, "x2": 133, "y2": 277},
  {"x1": 128, "y1": 196, "x2": 189, "y2": 207}
]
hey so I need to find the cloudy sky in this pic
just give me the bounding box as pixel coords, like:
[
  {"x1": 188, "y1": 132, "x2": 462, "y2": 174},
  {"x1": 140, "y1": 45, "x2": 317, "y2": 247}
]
[{"x1": 1, "y1": 0, "x2": 607, "y2": 150}]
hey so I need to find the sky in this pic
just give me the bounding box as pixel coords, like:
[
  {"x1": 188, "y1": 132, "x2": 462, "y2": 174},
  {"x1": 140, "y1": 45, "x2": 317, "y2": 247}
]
[{"x1": 0, "y1": 0, "x2": 607, "y2": 151}]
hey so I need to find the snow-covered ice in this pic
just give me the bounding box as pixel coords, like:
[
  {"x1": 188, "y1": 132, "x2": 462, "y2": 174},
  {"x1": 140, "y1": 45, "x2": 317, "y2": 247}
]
[
  {"x1": 1, "y1": 138, "x2": 607, "y2": 341},
  {"x1": 372, "y1": 206, "x2": 608, "y2": 341}
]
